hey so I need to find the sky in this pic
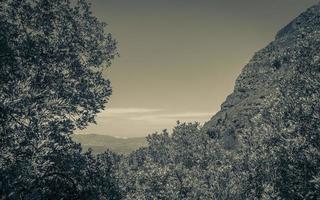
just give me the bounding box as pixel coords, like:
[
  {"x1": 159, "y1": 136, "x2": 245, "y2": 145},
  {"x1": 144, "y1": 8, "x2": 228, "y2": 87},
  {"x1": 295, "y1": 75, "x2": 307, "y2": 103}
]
[{"x1": 77, "y1": 0, "x2": 319, "y2": 138}]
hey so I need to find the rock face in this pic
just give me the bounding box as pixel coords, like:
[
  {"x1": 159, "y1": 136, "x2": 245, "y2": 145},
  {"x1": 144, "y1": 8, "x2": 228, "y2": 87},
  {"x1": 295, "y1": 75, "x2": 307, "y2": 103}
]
[{"x1": 203, "y1": 3, "x2": 320, "y2": 148}]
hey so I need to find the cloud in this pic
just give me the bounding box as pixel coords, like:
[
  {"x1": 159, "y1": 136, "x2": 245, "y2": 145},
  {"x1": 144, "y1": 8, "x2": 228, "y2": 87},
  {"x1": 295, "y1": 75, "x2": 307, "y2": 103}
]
[
  {"x1": 129, "y1": 112, "x2": 212, "y2": 123},
  {"x1": 98, "y1": 108, "x2": 162, "y2": 117},
  {"x1": 96, "y1": 108, "x2": 213, "y2": 124},
  {"x1": 157, "y1": 113, "x2": 213, "y2": 118}
]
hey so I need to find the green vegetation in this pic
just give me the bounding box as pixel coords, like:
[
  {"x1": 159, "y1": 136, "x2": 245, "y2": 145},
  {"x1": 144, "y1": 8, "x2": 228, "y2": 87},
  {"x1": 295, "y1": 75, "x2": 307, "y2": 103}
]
[{"x1": 73, "y1": 134, "x2": 147, "y2": 154}]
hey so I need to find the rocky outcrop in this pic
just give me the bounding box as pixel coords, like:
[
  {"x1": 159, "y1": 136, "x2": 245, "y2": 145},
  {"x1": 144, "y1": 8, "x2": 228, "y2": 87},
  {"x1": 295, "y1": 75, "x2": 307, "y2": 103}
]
[{"x1": 203, "y1": 3, "x2": 320, "y2": 148}]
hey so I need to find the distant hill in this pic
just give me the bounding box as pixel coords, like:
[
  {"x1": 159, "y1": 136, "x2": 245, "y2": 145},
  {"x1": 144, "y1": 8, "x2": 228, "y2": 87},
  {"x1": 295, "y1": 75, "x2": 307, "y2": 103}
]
[{"x1": 72, "y1": 134, "x2": 147, "y2": 154}]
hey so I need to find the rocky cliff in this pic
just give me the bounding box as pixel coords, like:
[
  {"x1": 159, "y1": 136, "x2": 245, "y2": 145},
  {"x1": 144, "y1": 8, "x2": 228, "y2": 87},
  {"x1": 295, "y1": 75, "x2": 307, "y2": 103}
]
[{"x1": 203, "y1": 3, "x2": 320, "y2": 148}]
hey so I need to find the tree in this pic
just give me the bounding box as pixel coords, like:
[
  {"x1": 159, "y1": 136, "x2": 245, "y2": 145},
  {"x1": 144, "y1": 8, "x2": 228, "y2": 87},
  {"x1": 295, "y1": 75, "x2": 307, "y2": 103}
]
[
  {"x1": 0, "y1": 0, "x2": 118, "y2": 198},
  {"x1": 118, "y1": 122, "x2": 240, "y2": 200}
]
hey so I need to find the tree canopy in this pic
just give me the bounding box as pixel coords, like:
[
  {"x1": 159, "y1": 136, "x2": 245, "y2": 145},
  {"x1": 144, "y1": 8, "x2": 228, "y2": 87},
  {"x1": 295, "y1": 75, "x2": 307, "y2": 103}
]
[{"x1": 0, "y1": 0, "x2": 119, "y2": 199}]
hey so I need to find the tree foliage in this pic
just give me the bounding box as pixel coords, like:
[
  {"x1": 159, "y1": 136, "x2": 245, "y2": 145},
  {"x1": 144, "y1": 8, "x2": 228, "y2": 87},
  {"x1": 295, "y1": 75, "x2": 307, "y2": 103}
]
[{"x1": 0, "y1": 0, "x2": 119, "y2": 199}]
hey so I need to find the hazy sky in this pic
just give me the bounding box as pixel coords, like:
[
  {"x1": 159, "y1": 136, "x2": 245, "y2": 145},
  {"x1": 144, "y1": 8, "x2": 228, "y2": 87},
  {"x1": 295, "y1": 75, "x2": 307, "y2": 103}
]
[{"x1": 78, "y1": 0, "x2": 319, "y2": 137}]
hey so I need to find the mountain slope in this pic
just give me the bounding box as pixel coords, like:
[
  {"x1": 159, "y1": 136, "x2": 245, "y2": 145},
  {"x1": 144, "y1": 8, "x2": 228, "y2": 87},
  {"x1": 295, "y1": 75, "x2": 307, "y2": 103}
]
[{"x1": 203, "y1": 3, "x2": 320, "y2": 148}]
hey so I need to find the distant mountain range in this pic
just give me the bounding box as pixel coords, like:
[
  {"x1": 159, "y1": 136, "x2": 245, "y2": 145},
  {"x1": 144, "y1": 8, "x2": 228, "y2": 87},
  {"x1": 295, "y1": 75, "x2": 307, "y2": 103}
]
[{"x1": 72, "y1": 134, "x2": 147, "y2": 154}]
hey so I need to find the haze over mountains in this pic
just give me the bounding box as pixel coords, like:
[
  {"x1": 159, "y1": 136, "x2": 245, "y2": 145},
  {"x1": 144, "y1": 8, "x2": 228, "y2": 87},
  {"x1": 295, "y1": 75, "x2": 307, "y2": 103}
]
[{"x1": 73, "y1": 134, "x2": 147, "y2": 154}]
